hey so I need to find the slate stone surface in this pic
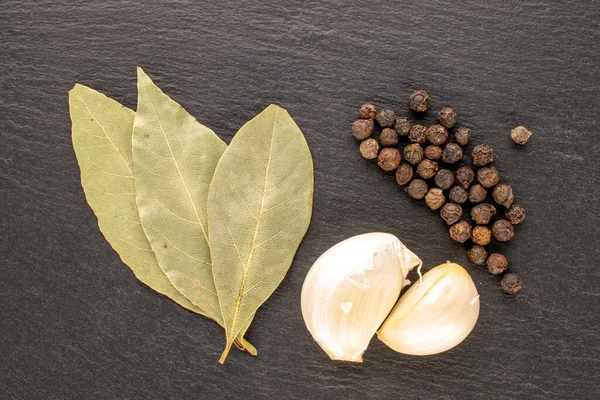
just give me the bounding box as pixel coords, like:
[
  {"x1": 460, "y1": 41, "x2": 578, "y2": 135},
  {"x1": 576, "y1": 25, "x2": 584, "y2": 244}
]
[{"x1": 1, "y1": 1, "x2": 599, "y2": 399}]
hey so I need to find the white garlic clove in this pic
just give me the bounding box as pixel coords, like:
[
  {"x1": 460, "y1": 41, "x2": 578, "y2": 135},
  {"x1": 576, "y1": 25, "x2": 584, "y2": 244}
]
[
  {"x1": 301, "y1": 232, "x2": 422, "y2": 362},
  {"x1": 377, "y1": 262, "x2": 480, "y2": 356}
]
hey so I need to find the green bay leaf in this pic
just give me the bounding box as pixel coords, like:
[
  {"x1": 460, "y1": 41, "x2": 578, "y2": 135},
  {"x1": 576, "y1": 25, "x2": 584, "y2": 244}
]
[
  {"x1": 69, "y1": 84, "x2": 202, "y2": 314},
  {"x1": 132, "y1": 67, "x2": 227, "y2": 323},
  {"x1": 208, "y1": 104, "x2": 314, "y2": 363}
]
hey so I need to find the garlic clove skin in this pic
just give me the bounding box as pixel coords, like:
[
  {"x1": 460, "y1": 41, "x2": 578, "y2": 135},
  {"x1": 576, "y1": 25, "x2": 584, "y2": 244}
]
[
  {"x1": 301, "y1": 232, "x2": 422, "y2": 362},
  {"x1": 377, "y1": 262, "x2": 479, "y2": 356}
]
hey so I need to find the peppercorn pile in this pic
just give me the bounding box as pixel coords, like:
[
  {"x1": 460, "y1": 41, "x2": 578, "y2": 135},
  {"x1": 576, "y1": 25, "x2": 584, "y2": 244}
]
[{"x1": 352, "y1": 91, "x2": 531, "y2": 294}]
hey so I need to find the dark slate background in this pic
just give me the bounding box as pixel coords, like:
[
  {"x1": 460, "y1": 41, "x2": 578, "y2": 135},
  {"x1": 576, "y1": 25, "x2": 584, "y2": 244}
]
[{"x1": 1, "y1": 1, "x2": 599, "y2": 399}]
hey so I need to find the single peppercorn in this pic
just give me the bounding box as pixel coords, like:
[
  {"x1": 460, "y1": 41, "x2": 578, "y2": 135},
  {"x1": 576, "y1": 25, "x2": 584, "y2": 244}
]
[
  {"x1": 511, "y1": 126, "x2": 532, "y2": 145},
  {"x1": 440, "y1": 203, "x2": 463, "y2": 225},
  {"x1": 359, "y1": 104, "x2": 377, "y2": 120},
  {"x1": 487, "y1": 253, "x2": 508, "y2": 275},
  {"x1": 424, "y1": 145, "x2": 442, "y2": 160},
  {"x1": 492, "y1": 219, "x2": 515, "y2": 242},
  {"x1": 472, "y1": 144, "x2": 494, "y2": 166},
  {"x1": 409, "y1": 124, "x2": 427, "y2": 144},
  {"x1": 471, "y1": 203, "x2": 497, "y2": 225},
  {"x1": 469, "y1": 184, "x2": 487, "y2": 203},
  {"x1": 449, "y1": 220, "x2": 472, "y2": 243},
  {"x1": 404, "y1": 143, "x2": 424, "y2": 165},
  {"x1": 454, "y1": 127, "x2": 471, "y2": 146},
  {"x1": 376, "y1": 109, "x2": 396, "y2": 128},
  {"x1": 442, "y1": 143, "x2": 463, "y2": 164},
  {"x1": 408, "y1": 90, "x2": 430, "y2": 112},
  {"x1": 467, "y1": 245, "x2": 487, "y2": 265},
  {"x1": 425, "y1": 188, "x2": 445, "y2": 210},
  {"x1": 477, "y1": 166, "x2": 500, "y2": 188},
  {"x1": 377, "y1": 148, "x2": 402, "y2": 171},
  {"x1": 395, "y1": 163, "x2": 413, "y2": 186},
  {"x1": 426, "y1": 124, "x2": 448, "y2": 146},
  {"x1": 438, "y1": 108, "x2": 457, "y2": 128},
  {"x1": 417, "y1": 159, "x2": 438, "y2": 179},
  {"x1": 472, "y1": 226, "x2": 492, "y2": 246},
  {"x1": 359, "y1": 138, "x2": 379, "y2": 159},
  {"x1": 501, "y1": 273, "x2": 522, "y2": 294},
  {"x1": 434, "y1": 169, "x2": 454, "y2": 190},
  {"x1": 492, "y1": 184, "x2": 514, "y2": 208},
  {"x1": 448, "y1": 185, "x2": 468, "y2": 204},
  {"x1": 379, "y1": 128, "x2": 399, "y2": 146},
  {"x1": 352, "y1": 119, "x2": 374, "y2": 140},
  {"x1": 505, "y1": 204, "x2": 526, "y2": 225},
  {"x1": 395, "y1": 117, "x2": 411, "y2": 136},
  {"x1": 455, "y1": 166, "x2": 475, "y2": 189},
  {"x1": 406, "y1": 179, "x2": 428, "y2": 199}
]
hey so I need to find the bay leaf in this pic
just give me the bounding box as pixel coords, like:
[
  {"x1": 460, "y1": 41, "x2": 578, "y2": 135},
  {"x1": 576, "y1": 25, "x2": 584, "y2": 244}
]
[
  {"x1": 208, "y1": 104, "x2": 314, "y2": 363},
  {"x1": 69, "y1": 84, "x2": 201, "y2": 314},
  {"x1": 71, "y1": 81, "x2": 255, "y2": 356},
  {"x1": 132, "y1": 67, "x2": 227, "y2": 323}
]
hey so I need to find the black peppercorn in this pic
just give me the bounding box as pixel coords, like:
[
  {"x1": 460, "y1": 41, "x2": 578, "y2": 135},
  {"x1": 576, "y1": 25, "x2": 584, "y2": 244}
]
[
  {"x1": 477, "y1": 166, "x2": 500, "y2": 188},
  {"x1": 472, "y1": 226, "x2": 492, "y2": 246},
  {"x1": 409, "y1": 124, "x2": 427, "y2": 144},
  {"x1": 395, "y1": 164, "x2": 413, "y2": 186},
  {"x1": 492, "y1": 219, "x2": 515, "y2": 242},
  {"x1": 395, "y1": 117, "x2": 411, "y2": 136},
  {"x1": 501, "y1": 273, "x2": 522, "y2": 294},
  {"x1": 511, "y1": 126, "x2": 532, "y2": 145},
  {"x1": 469, "y1": 184, "x2": 487, "y2": 203},
  {"x1": 467, "y1": 245, "x2": 487, "y2": 265},
  {"x1": 376, "y1": 109, "x2": 396, "y2": 128},
  {"x1": 379, "y1": 128, "x2": 399, "y2": 146},
  {"x1": 438, "y1": 108, "x2": 457, "y2": 128},
  {"x1": 352, "y1": 119, "x2": 374, "y2": 140},
  {"x1": 425, "y1": 188, "x2": 445, "y2": 210},
  {"x1": 440, "y1": 203, "x2": 463, "y2": 225},
  {"x1": 442, "y1": 143, "x2": 463, "y2": 164},
  {"x1": 455, "y1": 127, "x2": 471, "y2": 146},
  {"x1": 404, "y1": 143, "x2": 424, "y2": 165},
  {"x1": 455, "y1": 166, "x2": 475, "y2": 189},
  {"x1": 359, "y1": 138, "x2": 379, "y2": 159},
  {"x1": 417, "y1": 159, "x2": 438, "y2": 179},
  {"x1": 471, "y1": 203, "x2": 496, "y2": 225},
  {"x1": 449, "y1": 220, "x2": 472, "y2": 243},
  {"x1": 487, "y1": 253, "x2": 508, "y2": 275},
  {"x1": 377, "y1": 148, "x2": 401, "y2": 171},
  {"x1": 408, "y1": 90, "x2": 430, "y2": 112},
  {"x1": 426, "y1": 124, "x2": 448, "y2": 146},
  {"x1": 472, "y1": 144, "x2": 494, "y2": 166},
  {"x1": 492, "y1": 184, "x2": 514, "y2": 208},
  {"x1": 434, "y1": 169, "x2": 454, "y2": 190},
  {"x1": 350, "y1": 102, "x2": 529, "y2": 272},
  {"x1": 505, "y1": 204, "x2": 526, "y2": 225},
  {"x1": 424, "y1": 145, "x2": 442, "y2": 160},
  {"x1": 359, "y1": 104, "x2": 377, "y2": 120},
  {"x1": 448, "y1": 185, "x2": 468, "y2": 204},
  {"x1": 406, "y1": 179, "x2": 428, "y2": 199}
]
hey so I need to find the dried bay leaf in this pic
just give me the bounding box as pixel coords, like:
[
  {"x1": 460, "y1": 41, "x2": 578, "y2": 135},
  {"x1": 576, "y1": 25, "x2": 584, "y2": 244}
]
[
  {"x1": 132, "y1": 67, "x2": 227, "y2": 322},
  {"x1": 72, "y1": 76, "x2": 255, "y2": 356},
  {"x1": 208, "y1": 104, "x2": 314, "y2": 363},
  {"x1": 69, "y1": 84, "x2": 201, "y2": 313}
]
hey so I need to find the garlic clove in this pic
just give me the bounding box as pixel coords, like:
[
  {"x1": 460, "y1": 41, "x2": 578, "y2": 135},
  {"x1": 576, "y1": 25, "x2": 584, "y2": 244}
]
[
  {"x1": 301, "y1": 232, "x2": 422, "y2": 362},
  {"x1": 377, "y1": 262, "x2": 479, "y2": 356}
]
